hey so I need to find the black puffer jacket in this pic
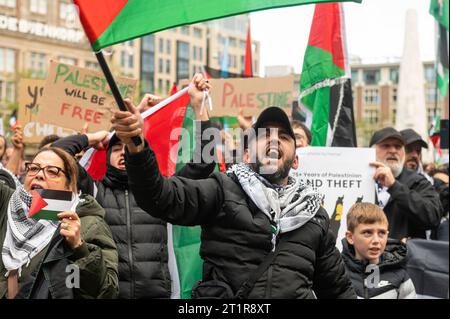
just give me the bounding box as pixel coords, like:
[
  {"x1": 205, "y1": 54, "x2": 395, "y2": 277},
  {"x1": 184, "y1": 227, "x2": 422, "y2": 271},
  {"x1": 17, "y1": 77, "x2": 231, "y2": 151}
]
[
  {"x1": 52, "y1": 120, "x2": 216, "y2": 299},
  {"x1": 341, "y1": 239, "x2": 416, "y2": 299},
  {"x1": 126, "y1": 142, "x2": 356, "y2": 299},
  {"x1": 380, "y1": 168, "x2": 442, "y2": 239}
]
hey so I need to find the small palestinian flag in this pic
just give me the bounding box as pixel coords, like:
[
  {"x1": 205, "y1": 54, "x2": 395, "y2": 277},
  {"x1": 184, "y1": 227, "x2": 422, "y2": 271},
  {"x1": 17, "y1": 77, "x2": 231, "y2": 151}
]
[{"x1": 28, "y1": 189, "x2": 75, "y2": 221}]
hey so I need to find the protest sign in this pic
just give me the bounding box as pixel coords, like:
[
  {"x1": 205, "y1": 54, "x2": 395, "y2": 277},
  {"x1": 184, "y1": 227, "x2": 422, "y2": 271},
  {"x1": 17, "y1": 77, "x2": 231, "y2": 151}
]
[
  {"x1": 18, "y1": 79, "x2": 77, "y2": 143},
  {"x1": 181, "y1": 76, "x2": 294, "y2": 118},
  {"x1": 18, "y1": 79, "x2": 77, "y2": 144},
  {"x1": 38, "y1": 61, "x2": 137, "y2": 132},
  {"x1": 292, "y1": 147, "x2": 376, "y2": 250}
]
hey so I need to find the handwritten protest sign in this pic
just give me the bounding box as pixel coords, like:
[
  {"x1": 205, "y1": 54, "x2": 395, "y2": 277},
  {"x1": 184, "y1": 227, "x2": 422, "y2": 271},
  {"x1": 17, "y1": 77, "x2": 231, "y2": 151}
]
[
  {"x1": 18, "y1": 79, "x2": 77, "y2": 144},
  {"x1": 292, "y1": 147, "x2": 376, "y2": 251},
  {"x1": 180, "y1": 76, "x2": 294, "y2": 118},
  {"x1": 38, "y1": 61, "x2": 137, "y2": 132}
]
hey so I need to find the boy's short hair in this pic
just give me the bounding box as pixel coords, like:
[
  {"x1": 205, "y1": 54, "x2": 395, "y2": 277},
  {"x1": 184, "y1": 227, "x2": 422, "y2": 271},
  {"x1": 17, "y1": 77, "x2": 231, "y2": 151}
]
[{"x1": 346, "y1": 202, "x2": 388, "y2": 232}]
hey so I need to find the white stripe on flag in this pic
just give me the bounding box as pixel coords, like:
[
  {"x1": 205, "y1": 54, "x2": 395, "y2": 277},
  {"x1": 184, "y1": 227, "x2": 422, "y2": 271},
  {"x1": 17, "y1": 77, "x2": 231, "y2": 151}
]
[{"x1": 167, "y1": 223, "x2": 181, "y2": 299}]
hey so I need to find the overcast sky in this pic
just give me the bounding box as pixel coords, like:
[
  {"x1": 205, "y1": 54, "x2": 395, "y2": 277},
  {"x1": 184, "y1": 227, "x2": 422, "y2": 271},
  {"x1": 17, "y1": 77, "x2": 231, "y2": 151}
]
[{"x1": 251, "y1": 0, "x2": 436, "y2": 75}]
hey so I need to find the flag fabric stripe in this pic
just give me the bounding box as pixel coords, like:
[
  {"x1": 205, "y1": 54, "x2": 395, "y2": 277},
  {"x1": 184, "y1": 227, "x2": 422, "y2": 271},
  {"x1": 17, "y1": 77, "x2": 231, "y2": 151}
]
[
  {"x1": 31, "y1": 210, "x2": 63, "y2": 221},
  {"x1": 430, "y1": 0, "x2": 449, "y2": 98},
  {"x1": 73, "y1": 0, "x2": 361, "y2": 51},
  {"x1": 300, "y1": 3, "x2": 356, "y2": 147},
  {"x1": 244, "y1": 19, "x2": 253, "y2": 78},
  {"x1": 38, "y1": 198, "x2": 74, "y2": 212},
  {"x1": 37, "y1": 189, "x2": 73, "y2": 201}
]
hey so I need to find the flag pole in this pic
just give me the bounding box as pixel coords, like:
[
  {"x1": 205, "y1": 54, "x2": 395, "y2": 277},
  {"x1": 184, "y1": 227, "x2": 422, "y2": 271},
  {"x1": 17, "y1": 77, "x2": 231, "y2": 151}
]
[{"x1": 95, "y1": 51, "x2": 142, "y2": 146}]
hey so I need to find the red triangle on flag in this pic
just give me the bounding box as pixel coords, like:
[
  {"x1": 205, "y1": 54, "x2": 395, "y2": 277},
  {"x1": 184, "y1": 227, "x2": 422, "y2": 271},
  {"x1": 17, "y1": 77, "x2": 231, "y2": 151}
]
[{"x1": 28, "y1": 190, "x2": 49, "y2": 218}]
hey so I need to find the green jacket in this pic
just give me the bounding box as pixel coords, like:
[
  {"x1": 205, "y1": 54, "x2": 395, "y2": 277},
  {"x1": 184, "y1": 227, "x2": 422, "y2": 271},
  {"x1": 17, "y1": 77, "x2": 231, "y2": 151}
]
[{"x1": 0, "y1": 182, "x2": 119, "y2": 299}]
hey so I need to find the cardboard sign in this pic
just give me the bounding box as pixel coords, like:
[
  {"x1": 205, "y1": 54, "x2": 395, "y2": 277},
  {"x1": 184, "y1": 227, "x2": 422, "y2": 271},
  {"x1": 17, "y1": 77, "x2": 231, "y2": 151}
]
[
  {"x1": 18, "y1": 79, "x2": 77, "y2": 144},
  {"x1": 38, "y1": 61, "x2": 137, "y2": 132},
  {"x1": 292, "y1": 147, "x2": 376, "y2": 251},
  {"x1": 181, "y1": 76, "x2": 294, "y2": 118}
]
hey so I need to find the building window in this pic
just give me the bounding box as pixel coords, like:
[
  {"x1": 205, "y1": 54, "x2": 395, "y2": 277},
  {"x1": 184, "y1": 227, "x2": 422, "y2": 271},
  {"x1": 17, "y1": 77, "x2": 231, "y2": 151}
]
[
  {"x1": 141, "y1": 35, "x2": 155, "y2": 95},
  {"x1": 159, "y1": 38, "x2": 164, "y2": 54},
  {"x1": 180, "y1": 26, "x2": 189, "y2": 35},
  {"x1": 351, "y1": 70, "x2": 359, "y2": 82},
  {"x1": 29, "y1": 52, "x2": 47, "y2": 77},
  {"x1": 426, "y1": 87, "x2": 437, "y2": 103},
  {"x1": 0, "y1": 48, "x2": 15, "y2": 73},
  {"x1": 0, "y1": 80, "x2": 15, "y2": 102},
  {"x1": 158, "y1": 79, "x2": 163, "y2": 93},
  {"x1": 199, "y1": 47, "x2": 203, "y2": 61},
  {"x1": 0, "y1": 0, "x2": 16, "y2": 8},
  {"x1": 364, "y1": 89, "x2": 380, "y2": 105},
  {"x1": 166, "y1": 80, "x2": 170, "y2": 93},
  {"x1": 192, "y1": 47, "x2": 197, "y2": 61},
  {"x1": 176, "y1": 41, "x2": 190, "y2": 82},
  {"x1": 229, "y1": 37, "x2": 237, "y2": 48},
  {"x1": 166, "y1": 40, "x2": 171, "y2": 55},
  {"x1": 142, "y1": 52, "x2": 154, "y2": 73},
  {"x1": 59, "y1": 2, "x2": 77, "y2": 22},
  {"x1": 218, "y1": 35, "x2": 226, "y2": 46},
  {"x1": 390, "y1": 68, "x2": 399, "y2": 84},
  {"x1": 364, "y1": 109, "x2": 379, "y2": 124},
  {"x1": 165, "y1": 59, "x2": 170, "y2": 74},
  {"x1": 85, "y1": 61, "x2": 99, "y2": 70},
  {"x1": 193, "y1": 27, "x2": 202, "y2": 39},
  {"x1": 363, "y1": 69, "x2": 380, "y2": 85},
  {"x1": 391, "y1": 88, "x2": 397, "y2": 103},
  {"x1": 392, "y1": 109, "x2": 397, "y2": 122},
  {"x1": 59, "y1": 56, "x2": 77, "y2": 66},
  {"x1": 30, "y1": 0, "x2": 47, "y2": 14},
  {"x1": 158, "y1": 58, "x2": 163, "y2": 73},
  {"x1": 424, "y1": 66, "x2": 435, "y2": 83},
  {"x1": 240, "y1": 40, "x2": 246, "y2": 50},
  {"x1": 142, "y1": 35, "x2": 154, "y2": 51},
  {"x1": 230, "y1": 55, "x2": 237, "y2": 68}
]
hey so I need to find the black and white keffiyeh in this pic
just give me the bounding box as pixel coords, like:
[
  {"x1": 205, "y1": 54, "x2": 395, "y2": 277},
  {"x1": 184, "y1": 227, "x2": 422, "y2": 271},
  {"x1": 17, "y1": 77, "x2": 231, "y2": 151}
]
[
  {"x1": 1, "y1": 172, "x2": 59, "y2": 277},
  {"x1": 228, "y1": 163, "x2": 323, "y2": 236}
]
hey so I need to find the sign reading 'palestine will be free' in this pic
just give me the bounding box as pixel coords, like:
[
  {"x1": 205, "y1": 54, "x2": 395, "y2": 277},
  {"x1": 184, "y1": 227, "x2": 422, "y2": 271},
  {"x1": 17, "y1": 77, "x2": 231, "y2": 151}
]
[{"x1": 73, "y1": 0, "x2": 361, "y2": 51}]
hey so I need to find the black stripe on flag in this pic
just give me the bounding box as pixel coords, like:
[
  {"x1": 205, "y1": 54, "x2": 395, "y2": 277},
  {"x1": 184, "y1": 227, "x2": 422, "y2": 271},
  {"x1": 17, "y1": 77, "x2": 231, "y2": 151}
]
[{"x1": 37, "y1": 189, "x2": 72, "y2": 201}]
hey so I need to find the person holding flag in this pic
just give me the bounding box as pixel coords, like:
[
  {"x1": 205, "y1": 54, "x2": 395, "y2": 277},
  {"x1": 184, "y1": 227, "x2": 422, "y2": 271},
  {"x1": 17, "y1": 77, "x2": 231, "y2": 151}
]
[
  {"x1": 51, "y1": 74, "x2": 217, "y2": 299},
  {"x1": 0, "y1": 147, "x2": 118, "y2": 299},
  {"x1": 113, "y1": 80, "x2": 355, "y2": 299}
]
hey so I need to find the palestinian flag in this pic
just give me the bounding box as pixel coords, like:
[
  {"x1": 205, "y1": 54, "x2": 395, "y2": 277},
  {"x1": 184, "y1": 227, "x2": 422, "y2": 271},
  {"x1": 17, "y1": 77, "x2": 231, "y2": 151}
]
[
  {"x1": 429, "y1": 115, "x2": 443, "y2": 164},
  {"x1": 80, "y1": 88, "x2": 203, "y2": 298},
  {"x1": 430, "y1": 0, "x2": 449, "y2": 98},
  {"x1": 73, "y1": 0, "x2": 361, "y2": 51},
  {"x1": 300, "y1": 2, "x2": 357, "y2": 147},
  {"x1": 28, "y1": 189, "x2": 75, "y2": 221}
]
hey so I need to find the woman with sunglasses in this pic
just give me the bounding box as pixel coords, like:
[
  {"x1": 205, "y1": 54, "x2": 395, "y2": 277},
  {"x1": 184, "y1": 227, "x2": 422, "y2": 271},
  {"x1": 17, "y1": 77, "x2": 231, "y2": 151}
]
[{"x1": 0, "y1": 147, "x2": 118, "y2": 299}]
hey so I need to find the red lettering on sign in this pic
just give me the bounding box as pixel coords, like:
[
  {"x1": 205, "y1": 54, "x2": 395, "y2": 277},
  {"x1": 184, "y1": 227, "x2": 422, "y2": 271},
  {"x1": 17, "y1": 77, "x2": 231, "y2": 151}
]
[{"x1": 222, "y1": 82, "x2": 234, "y2": 106}]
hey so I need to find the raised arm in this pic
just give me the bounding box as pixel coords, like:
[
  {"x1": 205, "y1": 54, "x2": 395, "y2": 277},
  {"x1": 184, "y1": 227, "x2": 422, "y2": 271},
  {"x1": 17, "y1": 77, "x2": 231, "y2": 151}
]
[{"x1": 113, "y1": 97, "x2": 224, "y2": 226}]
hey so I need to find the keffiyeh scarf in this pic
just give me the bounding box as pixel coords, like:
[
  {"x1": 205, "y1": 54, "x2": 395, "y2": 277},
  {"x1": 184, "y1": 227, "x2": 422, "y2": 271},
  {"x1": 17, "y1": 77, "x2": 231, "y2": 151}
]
[
  {"x1": 228, "y1": 163, "x2": 323, "y2": 238},
  {"x1": 2, "y1": 175, "x2": 59, "y2": 277}
]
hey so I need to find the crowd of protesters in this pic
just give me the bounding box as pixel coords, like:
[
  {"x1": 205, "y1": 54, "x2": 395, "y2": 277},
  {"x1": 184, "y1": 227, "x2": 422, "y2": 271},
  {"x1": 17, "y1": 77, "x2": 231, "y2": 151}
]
[{"x1": 0, "y1": 73, "x2": 448, "y2": 299}]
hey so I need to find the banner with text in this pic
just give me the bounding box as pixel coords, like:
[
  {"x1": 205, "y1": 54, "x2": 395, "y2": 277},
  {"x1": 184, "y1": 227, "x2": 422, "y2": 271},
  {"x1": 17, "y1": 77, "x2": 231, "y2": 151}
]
[
  {"x1": 181, "y1": 76, "x2": 294, "y2": 118},
  {"x1": 38, "y1": 61, "x2": 137, "y2": 132},
  {"x1": 18, "y1": 79, "x2": 77, "y2": 144},
  {"x1": 292, "y1": 147, "x2": 376, "y2": 250}
]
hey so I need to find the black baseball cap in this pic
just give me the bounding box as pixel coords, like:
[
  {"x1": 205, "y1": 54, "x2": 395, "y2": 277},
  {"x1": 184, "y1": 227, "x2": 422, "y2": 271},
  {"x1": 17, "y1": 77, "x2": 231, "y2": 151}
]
[
  {"x1": 244, "y1": 107, "x2": 296, "y2": 148},
  {"x1": 400, "y1": 128, "x2": 428, "y2": 149},
  {"x1": 369, "y1": 127, "x2": 405, "y2": 147}
]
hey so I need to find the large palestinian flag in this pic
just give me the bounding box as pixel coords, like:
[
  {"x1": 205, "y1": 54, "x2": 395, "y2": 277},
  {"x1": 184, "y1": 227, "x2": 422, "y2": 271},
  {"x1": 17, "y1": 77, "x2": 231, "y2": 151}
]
[
  {"x1": 430, "y1": 0, "x2": 449, "y2": 98},
  {"x1": 73, "y1": 0, "x2": 361, "y2": 51},
  {"x1": 300, "y1": 2, "x2": 357, "y2": 147}
]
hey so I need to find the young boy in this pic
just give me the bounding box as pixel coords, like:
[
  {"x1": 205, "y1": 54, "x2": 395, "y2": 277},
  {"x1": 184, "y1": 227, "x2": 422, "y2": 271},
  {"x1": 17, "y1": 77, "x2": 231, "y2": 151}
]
[{"x1": 341, "y1": 202, "x2": 416, "y2": 299}]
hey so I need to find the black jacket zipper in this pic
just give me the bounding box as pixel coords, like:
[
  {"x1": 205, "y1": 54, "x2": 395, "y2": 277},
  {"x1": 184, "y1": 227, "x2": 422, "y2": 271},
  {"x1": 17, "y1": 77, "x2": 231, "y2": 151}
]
[{"x1": 125, "y1": 189, "x2": 135, "y2": 298}]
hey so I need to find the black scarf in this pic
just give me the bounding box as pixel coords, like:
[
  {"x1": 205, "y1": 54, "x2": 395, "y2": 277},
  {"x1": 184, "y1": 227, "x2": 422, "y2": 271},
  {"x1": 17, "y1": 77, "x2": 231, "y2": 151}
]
[{"x1": 102, "y1": 136, "x2": 128, "y2": 190}]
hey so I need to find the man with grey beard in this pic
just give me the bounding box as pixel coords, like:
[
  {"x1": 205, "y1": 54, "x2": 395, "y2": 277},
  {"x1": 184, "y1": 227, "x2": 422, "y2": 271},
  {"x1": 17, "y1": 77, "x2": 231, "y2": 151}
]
[{"x1": 369, "y1": 127, "x2": 442, "y2": 240}]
